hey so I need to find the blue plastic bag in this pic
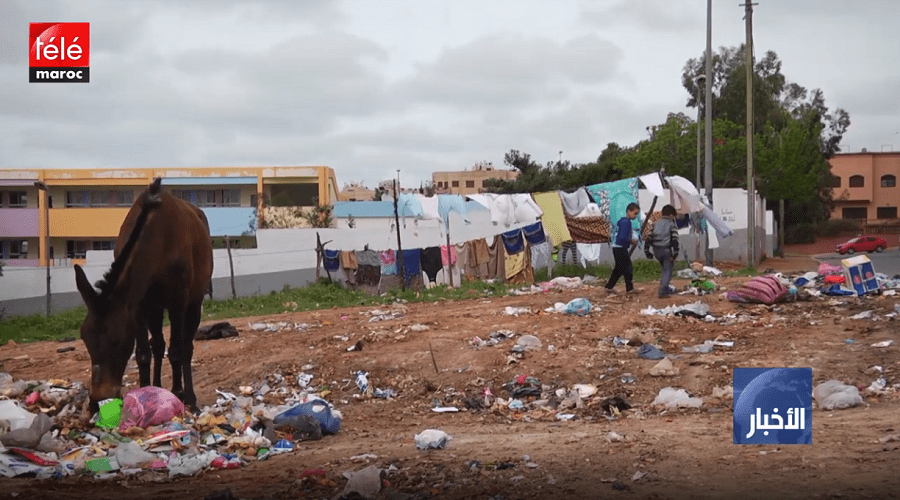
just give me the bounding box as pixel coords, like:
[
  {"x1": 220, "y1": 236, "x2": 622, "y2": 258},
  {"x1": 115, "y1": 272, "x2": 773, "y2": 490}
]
[
  {"x1": 564, "y1": 298, "x2": 592, "y2": 316},
  {"x1": 274, "y1": 399, "x2": 342, "y2": 435},
  {"x1": 637, "y1": 344, "x2": 665, "y2": 360}
]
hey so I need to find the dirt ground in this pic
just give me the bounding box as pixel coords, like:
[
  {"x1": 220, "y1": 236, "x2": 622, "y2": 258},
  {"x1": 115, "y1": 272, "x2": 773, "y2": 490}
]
[{"x1": 2, "y1": 256, "x2": 899, "y2": 500}]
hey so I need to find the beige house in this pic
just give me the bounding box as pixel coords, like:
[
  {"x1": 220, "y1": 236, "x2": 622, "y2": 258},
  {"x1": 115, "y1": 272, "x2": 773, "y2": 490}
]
[
  {"x1": 339, "y1": 182, "x2": 376, "y2": 201},
  {"x1": 829, "y1": 151, "x2": 900, "y2": 220},
  {"x1": 432, "y1": 163, "x2": 519, "y2": 195}
]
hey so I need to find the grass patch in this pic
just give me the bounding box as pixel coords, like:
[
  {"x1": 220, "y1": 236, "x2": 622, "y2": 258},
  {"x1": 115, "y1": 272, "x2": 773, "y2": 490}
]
[
  {"x1": 0, "y1": 306, "x2": 86, "y2": 345},
  {"x1": 537, "y1": 259, "x2": 691, "y2": 283}
]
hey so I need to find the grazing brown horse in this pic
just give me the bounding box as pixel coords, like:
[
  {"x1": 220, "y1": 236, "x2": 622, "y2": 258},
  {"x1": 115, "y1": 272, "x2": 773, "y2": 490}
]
[{"x1": 74, "y1": 178, "x2": 213, "y2": 411}]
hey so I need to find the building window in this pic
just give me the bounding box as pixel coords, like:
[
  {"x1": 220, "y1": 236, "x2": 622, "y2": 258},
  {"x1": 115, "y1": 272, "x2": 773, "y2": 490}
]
[
  {"x1": 877, "y1": 207, "x2": 897, "y2": 219},
  {"x1": 881, "y1": 175, "x2": 896, "y2": 188},
  {"x1": 250, "y1": 194, "x2": 258, "y2": 207},
  {"x1": 841, "y1": 207, "x2": 867, "y2": 220},
  {"x1": 115, "y1": 190, "x2": 134, "y2": 206},
  {"x1": 830, "y1": 175, "x2": 841, "y2": 188},
  {"x1": 66, "y1": 191, "x2": 90, "y2": 207},
  {"x1": 5, "y1": 240, "x2": 28, "y2": 259},
  {"x1": 7, "y1": 191, "x2": 27, "y2": 208},
  {"x1": 465, "y1": 180, "x2": 475, "y2": 188},
  {"x1": 91, "y1": 190, "x2": 110, "y2": 206},
  {"x1": 451, "y1": 180, "x2": 459, "y2": 188},
  {"x1": 92, "y1": 240, "x2": 115, "y2": 251},
  {"x1": 66, "y1": 240, "x2": 88, "y2": 259},
  {"x1": 222, "y1": 189, "x2": 241, "y2": 207},
  {"x1": 849, "y1": 175, "x2": 865, "y2": 188}
]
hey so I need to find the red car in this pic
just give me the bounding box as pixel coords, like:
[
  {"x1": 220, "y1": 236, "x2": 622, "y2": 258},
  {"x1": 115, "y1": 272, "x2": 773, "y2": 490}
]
[{"x1": 836, "y1": 236, "x2": 888, "y2": 255}]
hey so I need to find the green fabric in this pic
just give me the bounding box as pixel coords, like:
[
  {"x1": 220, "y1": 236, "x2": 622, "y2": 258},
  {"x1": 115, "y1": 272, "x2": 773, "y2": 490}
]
[{"x1": 97, "y1": 398, "x2": 123, "y2": 429}]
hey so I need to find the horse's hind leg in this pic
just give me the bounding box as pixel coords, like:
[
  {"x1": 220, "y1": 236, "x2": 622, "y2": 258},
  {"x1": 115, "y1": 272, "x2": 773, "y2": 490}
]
[
  {"x1": 179, "y1": 300, "x2": 203, "y2": 411},
  {"x1": 148, "y1": 307, "x2": 166, "y2": 387}
]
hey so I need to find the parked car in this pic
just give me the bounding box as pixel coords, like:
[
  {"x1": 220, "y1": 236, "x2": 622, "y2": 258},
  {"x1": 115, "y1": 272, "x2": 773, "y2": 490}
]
[{"x1": 835, "y1": 236, "x2": 887, "y2": 255}]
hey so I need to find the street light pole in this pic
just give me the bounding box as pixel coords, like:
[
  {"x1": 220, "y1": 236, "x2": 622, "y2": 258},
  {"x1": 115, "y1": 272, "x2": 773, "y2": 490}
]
[
  {"x1": 694, "y1": 75, "x2": 705, "y2": 191},
  {"x1": 34, "y1": 181, "x2": 50, "y2": 317},
  {"x1": 703, "y1": 0, "x2": 714, "y2": 267}
]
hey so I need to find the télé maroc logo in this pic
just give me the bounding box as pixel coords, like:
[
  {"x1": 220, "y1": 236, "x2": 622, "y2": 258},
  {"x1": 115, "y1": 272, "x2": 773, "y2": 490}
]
[{"x1": 29, "y1": 22, "x2": 90, "y2": 83}]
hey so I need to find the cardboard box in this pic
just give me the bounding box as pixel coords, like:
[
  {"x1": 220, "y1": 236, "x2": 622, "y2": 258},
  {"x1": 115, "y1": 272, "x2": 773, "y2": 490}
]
[{"x1": 841, "y1": 255, "x2": 879, "y2": 296}]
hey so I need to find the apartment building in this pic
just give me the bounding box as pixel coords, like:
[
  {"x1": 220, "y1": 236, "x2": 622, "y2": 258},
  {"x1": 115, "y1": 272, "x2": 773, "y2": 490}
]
[
  {"x1": 432, "y1": 163, "x2": 519, "y2": 195},
  {"x1": 829, "y1": 152, "x2": 900, "y2": 220},
  {"x1": 0, "y1": 166, "x2": 339, "y2": 267}
]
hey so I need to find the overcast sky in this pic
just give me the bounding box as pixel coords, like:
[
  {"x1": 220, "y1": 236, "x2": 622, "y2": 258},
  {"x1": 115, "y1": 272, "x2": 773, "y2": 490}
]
[{"x1": 2, "y1": 0, "x2": 898, "y2": 188}]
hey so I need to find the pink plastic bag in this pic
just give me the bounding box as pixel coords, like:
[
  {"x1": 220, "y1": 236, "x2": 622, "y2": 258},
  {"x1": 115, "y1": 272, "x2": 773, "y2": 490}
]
[{"x1": 119, "y1": 386, "x2": 184, "y2": 431}]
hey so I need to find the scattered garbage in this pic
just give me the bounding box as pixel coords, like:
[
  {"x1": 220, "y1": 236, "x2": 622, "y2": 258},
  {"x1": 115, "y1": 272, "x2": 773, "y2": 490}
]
[
  {"x1": 652, "y1": 387, "x2": 703, "y2": 409},
  {"x1": 865, "y1": 378, "x2": 887, "y2": 394},
  {"x1": 649, "y1": 358, "x2": 679, "y2": 377},
  {"x1": 564, "y1": 298, "x2": 593, "y2": 316},
  {"x1": 408, "y1": 324, "x2": 429, "y2": 332},
  {"x1": 637, "y1": 344, "x2": 665, "y2": 360},
  {"x1": 711, "y1": 386, "x2": 734, "y2": 399},
  {"x1": 871, "y1": 340, "x2": 894, "y2": 348},
  {"x1": 606, "y1": 431, "x2": 625, "y2": 443},
  {"x1": 572, "y1": 384, "x2": 597, "y2": 398},
  {"x1": 98, "y1": 398, "x2": 124, "y2": 430},
  {"x1": 515, "y1": 335, "x2": 542, "y2": 352},
  {"x1": 503, "y1": 307, "x2": 532, "y2": 316},
  {"x1": 677, "y1": 269, "x2": 699, "y2": 279},
  {"x1": 879, "y1": 434, "x2": 900, "y2": 444},
  {"x1": 548, "y1": 276, "x2": 582, "y2": 289},
  {"x1": 472, "y1": 330, "x2": 515, "y2": 348},
  {"x1": 850, "y1": 310, "x2": 875, "y2": 320},
  {"x1": 414, "y1": 429, "x2": 451, "y2": 449},
  {"x1": 339, "y1": 464, "x2": 384, "y2": 499},
  {"x1": 274, "y1": 398, "x2": 342, "y2": 435},
  {"x1": 813, "y1": 380, "x2": 864, "y2": 410},
  {"x1": 641, "y1": 301, "x2": 711, "y2": 320},
  {"x1": 600, "y1": 396, "x2": 631, "y2": 416}
]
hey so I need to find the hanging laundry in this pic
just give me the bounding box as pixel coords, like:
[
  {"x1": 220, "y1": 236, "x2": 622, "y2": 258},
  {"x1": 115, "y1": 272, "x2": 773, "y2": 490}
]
[
  {"x1": 355, "y1": 264, "x2": 381, "y2": 286},
  {"x1": 564, "y1": 214, "x2": 611, "y2": 243},
  {"x1": 438, "y1": 194, "x2": 468, "y2": 230},
  {"x1": 355, "y1": 249, "x2": 380, "y2": 267},
  {"x1": 454, "y1": 242, "x2": 469, "y2": 270},
  {"x1": 501, "y1": 229, "x2": 525, "y2": 255},
  {"x1": 380, "y1": 249, "x2": 397, "y2": 276},
  {"x1": 468, "y1": 238, "x2": 490, "y2": 266},
  {"x1": 396, "y1": 193, "x2": 424, "y2": 226},
  {"x1": 505, "y1": 250, "x2": 526, "y2": 280},
  {"x1": 559, "y1": 188, "x2": 591, "y2": 217},
  {"x1": 522, "y1": 221, "x2": 547, "y2": 245},
  {"x1": 575, "y1": 203, "x2": 603, "y2": 218},
  {"x1": 401, "y1": 249, "x2": 422, "y2": 285},
  {"x1": 489, "y1": 194, "x2": 516, "y2": 227},
  {"x1": 415, "y1": 193, "x2": 441, "y2": 220},
  {"x1": 586, "y1": 178, "x2": 640, "y2": 244},
  {"x1": 420, "y1": 247, "x2": 443, "y2": 283},
  {"x1": 639, "y1": 173, "x2": 665, "y2": 197},
  {"x1": 532, "y1": 191, "x2": 571, "y2": 247},
  {"x1": 512, "y1": 194, "x2": 543, "y2": 223},
  {"x1": 701, "y1": 204, "x2": 734, "y2": 239},
  {"x1": 487, "y1": 235, "x2": 505, "y2": 280},
  {"x1": 530, "y1": 241, "x2": 552, "y2": 271},
  {"x1": 666, "y1": 176, "x2": 703, "y2": 214},
  {"x1": 323, "y1": 250, "x2": 340, "y2": 272},
  {"x1": 559, "y1": 240, "x2": 579, "y2": 266},
  {"x1": 576, "y1": 243, "x2": 602, "y2": 268},
  {"x1": 340, "y1": 251, "x2": 358, "y2": 270},
  {"x1": 440, "y1": 244, "x2": 457, "y2": 266},
  {"x1": 507, "y1": 243, "x2": 534, "y2": 285}
]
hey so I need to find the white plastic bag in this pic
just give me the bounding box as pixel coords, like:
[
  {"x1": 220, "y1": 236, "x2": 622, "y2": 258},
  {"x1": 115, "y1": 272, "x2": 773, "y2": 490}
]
[{"x1": 813, "y1": 380, "x2": 864, "y2": 410}]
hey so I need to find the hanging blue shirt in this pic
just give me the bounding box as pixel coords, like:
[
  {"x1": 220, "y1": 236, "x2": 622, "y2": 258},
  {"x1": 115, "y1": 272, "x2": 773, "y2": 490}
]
[
  {"x1": 324, "y1": 250, "x2": 340, "y2": 271},
  {"x1": 401, "y1": 249, "x2": 421, "y2": 284},
  {"x1": 437, "y1": 194, "x2": 468, "y2": 231},
  {"x1": 522, "y1": 221, "x2": 547, "y2": 245},
  {"x1": 501, "y1": 229, "x2": 525, "y2": 254}
]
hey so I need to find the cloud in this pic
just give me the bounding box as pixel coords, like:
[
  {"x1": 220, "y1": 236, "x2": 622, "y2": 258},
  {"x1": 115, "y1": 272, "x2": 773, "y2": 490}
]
[
  {"x1": 392, "y1": 33, "x2": 623, "y2": 109},
  {"x1": 579, "y1": 0, "x2": 703, "y2": 33}
]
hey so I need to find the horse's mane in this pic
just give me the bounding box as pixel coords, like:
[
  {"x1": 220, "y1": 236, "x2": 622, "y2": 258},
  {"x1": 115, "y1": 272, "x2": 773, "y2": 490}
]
[{"x1": 95, "y1": 178, "x2": 163, "y2": 301}]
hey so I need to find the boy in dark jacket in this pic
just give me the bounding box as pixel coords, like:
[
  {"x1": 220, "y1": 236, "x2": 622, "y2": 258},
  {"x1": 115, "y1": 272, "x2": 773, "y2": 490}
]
[
  {"x1": 604, "y1": 202, "x2": 641, "y2": 295},
  {"x1": 645, "y1": 204, "x2": 680, "y2": 298}
]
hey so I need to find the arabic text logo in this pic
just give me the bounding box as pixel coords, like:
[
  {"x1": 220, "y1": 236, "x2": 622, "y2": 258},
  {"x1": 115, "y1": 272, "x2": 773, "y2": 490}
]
[{"x1": 733, "y1": 367, "x2": 812, "y2": 445}]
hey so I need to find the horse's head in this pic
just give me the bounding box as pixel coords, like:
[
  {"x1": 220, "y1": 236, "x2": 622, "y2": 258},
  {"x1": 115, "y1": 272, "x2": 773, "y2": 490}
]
[{"x1": 75, "y1": 264, "x2": 143, "y2": 411}]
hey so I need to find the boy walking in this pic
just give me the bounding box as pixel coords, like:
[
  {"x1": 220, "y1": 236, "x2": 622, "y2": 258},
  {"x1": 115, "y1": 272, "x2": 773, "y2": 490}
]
[
  {"x1": 604, "y1": 202, "x2": 641, "y2": 295},
  {"x1": 645, "y1": 204, "x2": 680, "y2": 298}
]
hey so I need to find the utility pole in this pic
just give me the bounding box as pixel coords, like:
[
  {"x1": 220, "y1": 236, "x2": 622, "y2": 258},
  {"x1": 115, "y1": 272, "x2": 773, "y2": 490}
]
[
  {"x1": 695, "y1": 74, "x2": 705, "y2": 262},
  {"x1": 742, "y1": 0, "x2": 758, "y2": 268},
  {"x1": 704, "y1": 0, "x2": 714, "y2": 266},
  {"x1": 392, "y1": 179, "x2": 405, "y2": 291}
]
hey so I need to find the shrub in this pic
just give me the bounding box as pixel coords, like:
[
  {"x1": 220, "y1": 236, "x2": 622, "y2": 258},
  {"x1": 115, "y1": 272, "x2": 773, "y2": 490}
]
[
  {"x1": 816, "y1": 219, "x2": 861, "y2": 237},
  {"x1": 785, "y1": 224, "x2": 816, "y2": 244}
]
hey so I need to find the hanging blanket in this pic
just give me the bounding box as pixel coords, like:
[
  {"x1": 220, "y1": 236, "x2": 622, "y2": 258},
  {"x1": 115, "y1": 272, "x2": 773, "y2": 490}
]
[
  {"x1": 438, "y1": 194, "x2": 468, "y2": 230},
  {"x1": 468, "y1": 238, "x2": 490, "y2": 266},
  {"x1": 340, "y1": 251, "x2": 358, "y2": 270},
  {"x1": 522, "y1": 221, "x2": 547, "y2": 245},
  {"x1": 530, "y1": 241, "x2": 551, "y2": 270},
  {"x1": 559, "y1": 188, "x2": 591, "y2": 217},
  {"x1": 501, "y1": 229, "x2": 525, "y2": 254},
  {"x1": 532, "y1": 191, "x2": 571, "y2": 246},
  {"x1": 440, "y1": 245, "x2": 457, "y2": 266},
  {"x1": 324, "y1": 250, "x2": 340, "y2": 272},
  {"x1": 564, "y1": 214, "x2": 610, "y2": 243},
  {"x1": 380, "y1": 250, "x2": 397, "y2": 276},
  {"x1": 726, "y1": 275, "x2": 790, "y2": 305},
  {"x1": 586, "y1": 178, "x2": 640, "y2": 244}
]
